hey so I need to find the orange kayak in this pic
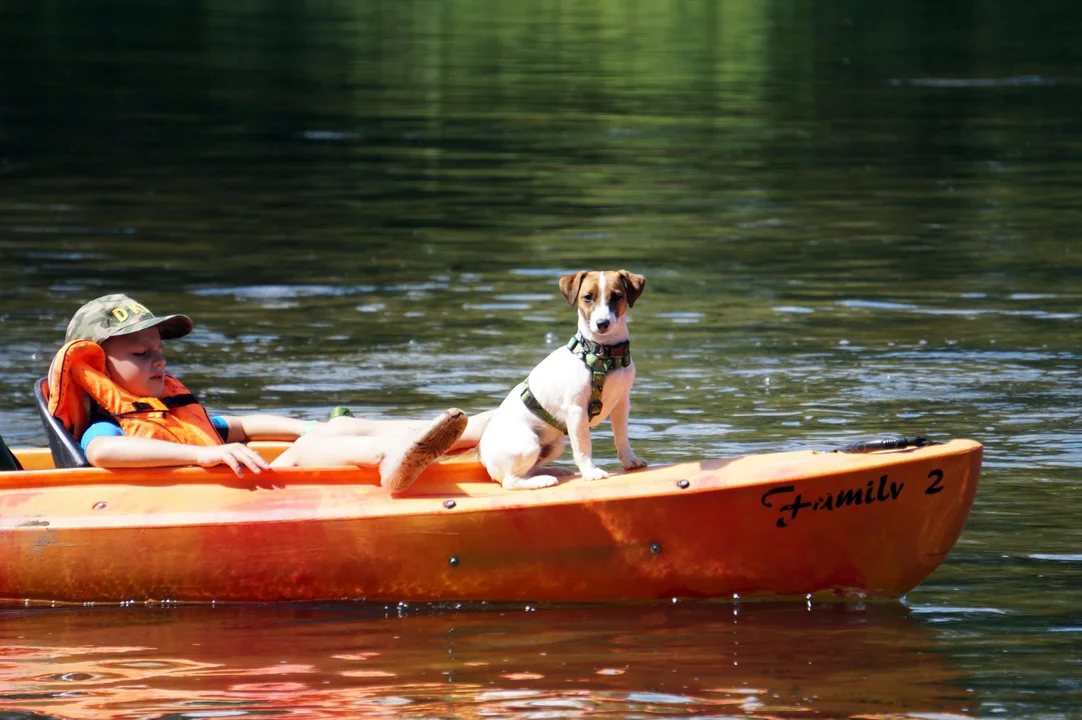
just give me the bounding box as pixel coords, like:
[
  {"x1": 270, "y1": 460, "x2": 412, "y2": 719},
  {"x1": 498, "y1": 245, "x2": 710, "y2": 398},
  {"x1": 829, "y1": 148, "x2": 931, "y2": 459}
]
[{"x1": 0, "y1": 439, "x2": 981, "y2": 604}]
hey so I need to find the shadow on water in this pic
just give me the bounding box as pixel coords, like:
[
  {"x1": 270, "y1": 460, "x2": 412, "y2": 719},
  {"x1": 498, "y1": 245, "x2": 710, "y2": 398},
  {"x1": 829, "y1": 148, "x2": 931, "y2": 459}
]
[{"x1": 0, "y1": 602, "x2": 976, "y2": 719}]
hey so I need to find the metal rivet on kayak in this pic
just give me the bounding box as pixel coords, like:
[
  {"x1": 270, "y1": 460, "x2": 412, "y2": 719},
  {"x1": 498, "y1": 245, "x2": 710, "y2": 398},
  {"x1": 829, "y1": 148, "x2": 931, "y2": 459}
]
[
  {"x1": 444, "y1": 500, "x2": 456, "y2": 509},
  {"x1": 677, "y1": 479, "x2": 689, "y2": 489},
  {"x1": 93, "y1": 501, "x2": 107, "y2": 510},
  {"x1": 449, "y1": 556, "x2": 459, "y2": 567},
  {"x1": 650, "y1": 543, "x2": 662, "y2": 554}
]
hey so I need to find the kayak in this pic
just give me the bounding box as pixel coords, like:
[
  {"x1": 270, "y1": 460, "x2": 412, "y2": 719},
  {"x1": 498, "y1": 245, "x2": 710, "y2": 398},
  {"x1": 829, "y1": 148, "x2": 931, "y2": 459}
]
[{"x1": 0, "y1": 439, "x2": 981, "y2": 604}]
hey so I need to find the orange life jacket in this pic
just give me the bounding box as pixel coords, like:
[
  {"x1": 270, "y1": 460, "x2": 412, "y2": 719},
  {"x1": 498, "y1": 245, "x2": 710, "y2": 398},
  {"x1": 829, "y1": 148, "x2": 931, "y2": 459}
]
[{"x1": 47, "y1": 340, "x2": 224, "y2": 447}]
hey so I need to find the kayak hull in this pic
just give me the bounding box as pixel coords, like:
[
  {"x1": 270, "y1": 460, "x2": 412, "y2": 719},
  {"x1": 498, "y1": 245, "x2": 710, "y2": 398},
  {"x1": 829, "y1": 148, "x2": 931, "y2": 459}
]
[{"x1": 0, "y1": 440, "x2": 981, "y2": 604}]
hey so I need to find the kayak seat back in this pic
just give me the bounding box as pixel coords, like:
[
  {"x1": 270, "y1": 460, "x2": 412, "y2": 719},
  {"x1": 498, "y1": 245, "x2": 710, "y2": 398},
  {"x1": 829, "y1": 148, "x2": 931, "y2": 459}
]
[
  {"x1": 0, "y1": 433, "x2": 23, "y2": 471},
  {"x1": 34, "y1": 377, "x2": 90, "y2": 469}
]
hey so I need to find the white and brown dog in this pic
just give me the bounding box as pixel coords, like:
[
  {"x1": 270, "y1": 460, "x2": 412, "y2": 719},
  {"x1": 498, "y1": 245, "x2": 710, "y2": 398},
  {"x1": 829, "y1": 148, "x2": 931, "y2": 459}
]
[{"x1": 479, "y1": 270, "x2": 647, "y2": 489}]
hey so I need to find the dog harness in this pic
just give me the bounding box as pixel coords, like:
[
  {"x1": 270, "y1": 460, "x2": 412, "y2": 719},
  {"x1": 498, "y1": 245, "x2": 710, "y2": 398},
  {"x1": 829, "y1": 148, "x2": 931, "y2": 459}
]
[
  {"x1": 518, "y1": 333, "x2": 632, "y2": 435},
  {"x1": 47, "y1": 339, "x2": 224, "y2": 447}
]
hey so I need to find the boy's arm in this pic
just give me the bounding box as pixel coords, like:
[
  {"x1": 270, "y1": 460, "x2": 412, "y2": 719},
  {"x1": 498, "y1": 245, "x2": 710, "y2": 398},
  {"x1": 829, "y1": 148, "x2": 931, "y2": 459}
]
[
  {"x1": 85, "y1": 435, "x2": 268, "y2": 476},
  {"x1": 222, "y1": 414, "x2": 311, "y2": 443}
]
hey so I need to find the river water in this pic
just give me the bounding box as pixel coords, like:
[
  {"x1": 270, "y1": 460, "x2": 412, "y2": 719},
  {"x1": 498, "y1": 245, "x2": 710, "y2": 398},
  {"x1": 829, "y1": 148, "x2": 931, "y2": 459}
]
[{"x1": 1, "y1": 1, "x2": 1080, "y2": 717}]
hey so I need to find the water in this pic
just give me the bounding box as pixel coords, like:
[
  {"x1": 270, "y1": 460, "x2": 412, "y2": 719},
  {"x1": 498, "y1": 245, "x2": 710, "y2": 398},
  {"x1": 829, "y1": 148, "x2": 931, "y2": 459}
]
[
  {"x1": 0, "y1": 603, "x2": 981, "y2": 718},
  {"x1": 1, "y1": 0, "x2": 1080, "y2": 716}
]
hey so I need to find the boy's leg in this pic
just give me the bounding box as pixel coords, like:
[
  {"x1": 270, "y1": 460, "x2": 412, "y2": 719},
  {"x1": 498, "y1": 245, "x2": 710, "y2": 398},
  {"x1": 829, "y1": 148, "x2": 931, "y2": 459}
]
[
  {"x1": 271, "y1": 409, "x2": 468, "y2": 492},
  {"x1": 270, "y1": 434, "x2": 387, "y2": 468},
  {"x1": 313, "y1": 409, "x2": 494, "y2": 453},
  {"x1": 455, "y1": 409, "x2": 494, "y2": 450},
  {"x1": 315, "y1": 416, "x2": 428, "y2": 437}
]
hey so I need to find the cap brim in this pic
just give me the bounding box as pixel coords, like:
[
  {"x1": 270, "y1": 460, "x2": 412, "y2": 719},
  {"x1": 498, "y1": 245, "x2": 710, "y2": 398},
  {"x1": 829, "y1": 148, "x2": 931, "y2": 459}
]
[{"x1": 109, "y1": 314, "x2": 194, "y2": 341}]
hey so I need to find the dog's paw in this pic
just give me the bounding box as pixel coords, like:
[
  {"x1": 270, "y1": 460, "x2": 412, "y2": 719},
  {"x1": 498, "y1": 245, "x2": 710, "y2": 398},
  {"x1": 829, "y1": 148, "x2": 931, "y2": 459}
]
[
  {"x1": 620, "y1": 455, "x2": 648, "y2": 470},
  {"x1": 580, "y1": 466, "x2": 610, "y2": 482},
  {"x1": 502, "y1": 474, "x2": 559, "y2": 490}
]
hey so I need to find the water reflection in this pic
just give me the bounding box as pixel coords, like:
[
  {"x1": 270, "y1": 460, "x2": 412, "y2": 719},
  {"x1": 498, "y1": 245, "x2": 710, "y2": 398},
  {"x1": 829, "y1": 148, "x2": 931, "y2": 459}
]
[{"x1": 0, "y1": 603, "x2": 975, "y2": 719}]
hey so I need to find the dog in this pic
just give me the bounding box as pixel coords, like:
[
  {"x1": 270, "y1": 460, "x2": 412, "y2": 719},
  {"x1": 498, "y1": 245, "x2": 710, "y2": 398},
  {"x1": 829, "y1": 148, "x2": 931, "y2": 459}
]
[{"x1": 479, "y1": 270, "x2": 647, "y2": 489}]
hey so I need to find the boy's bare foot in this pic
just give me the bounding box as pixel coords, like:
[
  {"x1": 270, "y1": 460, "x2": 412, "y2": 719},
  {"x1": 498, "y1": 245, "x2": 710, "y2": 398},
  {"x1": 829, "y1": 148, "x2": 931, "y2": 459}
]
[{"x1": 379, "y1": 409, "x2": 468, "y2": 493}]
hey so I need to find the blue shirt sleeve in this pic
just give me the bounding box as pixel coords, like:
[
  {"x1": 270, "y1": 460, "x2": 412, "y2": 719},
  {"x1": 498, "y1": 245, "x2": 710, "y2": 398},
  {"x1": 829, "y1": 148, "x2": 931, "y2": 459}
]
[
  {"x1": 80, "y1": 421, "x2": 125, "y2": 452},
  {"x1": 211, "y1": 415, "x2": 229, "y2": 442}
]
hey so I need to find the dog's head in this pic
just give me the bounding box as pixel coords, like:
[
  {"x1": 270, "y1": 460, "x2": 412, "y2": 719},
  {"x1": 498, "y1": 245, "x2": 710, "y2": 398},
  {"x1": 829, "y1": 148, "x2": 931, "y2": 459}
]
[{"x1": 558, "y1": 270, "x2": 645, "y2": 337}]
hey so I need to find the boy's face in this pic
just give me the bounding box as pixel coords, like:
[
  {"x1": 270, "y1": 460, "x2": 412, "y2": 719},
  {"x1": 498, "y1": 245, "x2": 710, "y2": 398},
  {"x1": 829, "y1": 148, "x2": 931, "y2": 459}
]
[{"x1": 101, "y1": 326, "x2": 167, "y2": 398}]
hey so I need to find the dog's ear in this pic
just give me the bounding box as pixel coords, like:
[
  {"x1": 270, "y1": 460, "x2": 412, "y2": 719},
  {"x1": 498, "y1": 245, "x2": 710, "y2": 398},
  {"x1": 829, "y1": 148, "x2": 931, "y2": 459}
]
[
  {"x1": 619, "y1": 270, "x2": 646, "y2": 307},
  {"x1": 559, "y1": 271, "x2": 588, "y2": 306}
]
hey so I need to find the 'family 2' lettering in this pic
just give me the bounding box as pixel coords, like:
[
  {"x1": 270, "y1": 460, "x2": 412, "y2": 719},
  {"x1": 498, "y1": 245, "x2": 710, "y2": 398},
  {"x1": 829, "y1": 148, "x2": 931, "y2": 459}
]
[{"x1": 761, "y1": 474, "x2": 909, "y2": 528}]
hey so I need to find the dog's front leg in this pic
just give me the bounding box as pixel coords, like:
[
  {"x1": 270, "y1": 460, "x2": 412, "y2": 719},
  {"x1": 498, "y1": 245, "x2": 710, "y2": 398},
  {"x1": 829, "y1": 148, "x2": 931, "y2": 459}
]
[
  {"x1": 566, "y1": 405, "x2": 608, "y2": 481},
  {"x1": 610, "y1": 395, "x2": 647, "y2": 470}
]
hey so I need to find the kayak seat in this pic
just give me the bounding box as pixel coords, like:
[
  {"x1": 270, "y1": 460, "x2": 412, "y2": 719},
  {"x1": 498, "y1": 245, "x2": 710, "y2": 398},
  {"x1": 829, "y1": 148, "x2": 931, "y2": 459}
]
[
  {"x1": 0, "y1": 432, "x2": 23, "y2": 471},
  {"x1": 34, "y1": 377, "x2": 90, "y2": 469}
]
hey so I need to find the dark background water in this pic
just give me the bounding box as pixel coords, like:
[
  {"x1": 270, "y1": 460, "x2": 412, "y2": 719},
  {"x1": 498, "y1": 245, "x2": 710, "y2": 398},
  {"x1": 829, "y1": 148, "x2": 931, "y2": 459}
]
[{"x1": 1, "y1": 0, "x2": 1081, "y2": 717}]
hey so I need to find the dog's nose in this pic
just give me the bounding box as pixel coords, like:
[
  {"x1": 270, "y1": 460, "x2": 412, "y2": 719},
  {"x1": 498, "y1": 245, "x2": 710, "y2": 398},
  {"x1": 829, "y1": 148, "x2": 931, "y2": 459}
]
[{"x1": 595, "y1": 319, "x2": 610, "y2": 332}]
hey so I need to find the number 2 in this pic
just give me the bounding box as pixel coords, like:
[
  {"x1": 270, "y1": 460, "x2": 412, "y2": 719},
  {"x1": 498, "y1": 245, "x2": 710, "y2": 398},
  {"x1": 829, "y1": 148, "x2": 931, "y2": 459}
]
[{"x1": 925, "y1": 469, "x2": 944, "y2": 495}]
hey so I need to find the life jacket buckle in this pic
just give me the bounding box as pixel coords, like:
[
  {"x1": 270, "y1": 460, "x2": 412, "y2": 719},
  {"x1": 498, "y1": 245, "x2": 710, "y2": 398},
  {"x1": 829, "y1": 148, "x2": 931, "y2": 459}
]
[{"x1": 141, "y1": 397, "x2": 168, "y2": 412}]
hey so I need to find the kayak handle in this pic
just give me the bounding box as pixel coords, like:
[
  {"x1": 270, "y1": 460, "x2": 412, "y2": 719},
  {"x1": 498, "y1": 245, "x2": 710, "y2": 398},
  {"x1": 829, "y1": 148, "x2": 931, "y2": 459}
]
[{"x1": 835, "y1": 435, "x2": 941, "y2": 454}]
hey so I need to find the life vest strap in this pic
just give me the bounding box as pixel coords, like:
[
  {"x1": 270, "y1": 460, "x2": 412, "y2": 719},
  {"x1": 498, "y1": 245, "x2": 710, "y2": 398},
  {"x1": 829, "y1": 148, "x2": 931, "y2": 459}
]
[{"x1": 115, "y1": 393, "x2": 200, "y2": 416}]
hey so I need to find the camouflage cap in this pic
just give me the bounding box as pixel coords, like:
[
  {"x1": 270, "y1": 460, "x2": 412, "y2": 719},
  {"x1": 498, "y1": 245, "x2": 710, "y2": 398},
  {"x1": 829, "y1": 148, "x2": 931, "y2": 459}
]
[{"x1": 65, "y1": 294, "x2": 194, "y2": 344}]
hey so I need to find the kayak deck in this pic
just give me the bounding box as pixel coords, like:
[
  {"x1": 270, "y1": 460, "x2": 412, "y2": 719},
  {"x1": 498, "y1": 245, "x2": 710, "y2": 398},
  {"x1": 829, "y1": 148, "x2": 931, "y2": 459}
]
[{"x1": 0, "y1": 440, "x2": 982, "y2": 604}]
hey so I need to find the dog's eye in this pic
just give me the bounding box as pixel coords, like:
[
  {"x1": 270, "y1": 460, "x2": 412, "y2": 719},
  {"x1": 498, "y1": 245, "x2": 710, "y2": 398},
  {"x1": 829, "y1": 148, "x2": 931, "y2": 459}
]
[
  {"x1": 582, "y1": 293, "x2": 594, "y2": 303},
  {"x1": 611, "y1": 292, "x2": 623, "y2": 301}
]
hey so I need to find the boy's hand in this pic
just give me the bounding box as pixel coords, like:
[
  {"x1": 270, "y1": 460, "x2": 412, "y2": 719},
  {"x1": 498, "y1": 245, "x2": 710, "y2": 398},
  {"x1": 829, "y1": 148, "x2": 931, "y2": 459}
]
[{"x1": 195, "y1": 443, "x2": 270, "y2": 477}]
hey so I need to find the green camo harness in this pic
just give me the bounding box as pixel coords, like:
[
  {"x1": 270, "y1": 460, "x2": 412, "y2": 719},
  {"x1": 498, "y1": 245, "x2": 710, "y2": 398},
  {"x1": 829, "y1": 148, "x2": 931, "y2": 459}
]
[{"x1": 517, "y1": 333, "x2": 632, "y2": 435}]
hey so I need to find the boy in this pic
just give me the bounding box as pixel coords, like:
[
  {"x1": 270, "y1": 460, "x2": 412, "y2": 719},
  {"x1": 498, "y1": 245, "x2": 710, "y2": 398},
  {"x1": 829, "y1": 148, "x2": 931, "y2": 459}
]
[{"x1": 54, "y1": 294, "x2": 489, "y2": 491}]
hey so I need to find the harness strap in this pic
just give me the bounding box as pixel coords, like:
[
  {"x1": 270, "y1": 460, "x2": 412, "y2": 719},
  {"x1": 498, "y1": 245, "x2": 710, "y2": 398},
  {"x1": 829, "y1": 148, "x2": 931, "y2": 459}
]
[
  {"x1": 570, "y1": 334, "x2": 630, "y2": 359},
  {"x1": 567, "y1": 333, "x2": 631, "y2": 420},
  {"x1": 517, "y1": 334, "x2": 632, "y2": 434},
  {"x1": 517, "y1": 381, "x2": 567, "y2": 435}
]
